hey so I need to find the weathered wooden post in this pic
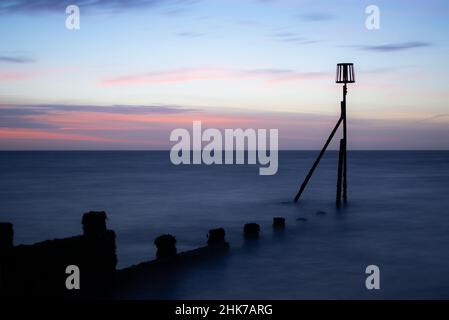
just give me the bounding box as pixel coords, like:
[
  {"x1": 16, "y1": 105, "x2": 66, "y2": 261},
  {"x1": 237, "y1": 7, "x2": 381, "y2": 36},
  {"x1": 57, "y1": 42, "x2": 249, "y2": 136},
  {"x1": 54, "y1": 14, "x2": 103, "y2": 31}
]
[
  {"x1": 154, "y1": 234, "x2": 177, "y2": 259},
  {"x1": 82, "y1": 211, "x2": 107, "y2": 236},
  {"x1": 273, "y1": 217, "x2": 285, "y2": 229},
  {"x1": 0, "y1": 223, "x2": 13, "y2": 251},
  {"x1": 244, "y1": 223, "x2": 260, "y2": 239},
  {"x1": 207, "y1": 228, "x2": 226, "y2": 245},
  {"x1": 336, "y1": 139, "x2": 344, "y2": 206},
  {"x1": 0, "y1": 222, "x2": 13, "y2": 291}
]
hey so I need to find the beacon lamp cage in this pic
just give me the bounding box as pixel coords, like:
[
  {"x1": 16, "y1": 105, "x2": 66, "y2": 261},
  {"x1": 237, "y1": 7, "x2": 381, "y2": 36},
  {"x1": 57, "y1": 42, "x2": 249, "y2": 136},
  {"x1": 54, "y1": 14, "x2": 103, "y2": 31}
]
[{"x1": 336, "y1": 63, "x2": 355, "y2": 84}]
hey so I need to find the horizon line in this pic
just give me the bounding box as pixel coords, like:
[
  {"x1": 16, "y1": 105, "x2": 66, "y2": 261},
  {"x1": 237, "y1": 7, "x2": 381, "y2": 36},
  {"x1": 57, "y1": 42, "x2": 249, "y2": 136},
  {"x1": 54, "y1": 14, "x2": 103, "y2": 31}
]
[{"x1": 1, "y1": 149, "x2": 448, "y2": 152}]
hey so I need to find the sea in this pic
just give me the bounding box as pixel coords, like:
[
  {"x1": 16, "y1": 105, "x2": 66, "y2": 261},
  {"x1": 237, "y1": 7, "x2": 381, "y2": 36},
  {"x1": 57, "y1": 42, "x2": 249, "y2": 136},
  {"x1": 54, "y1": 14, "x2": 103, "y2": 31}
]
[{"x1": 1, "y1": 150, "x2": 449, "y2": 299}]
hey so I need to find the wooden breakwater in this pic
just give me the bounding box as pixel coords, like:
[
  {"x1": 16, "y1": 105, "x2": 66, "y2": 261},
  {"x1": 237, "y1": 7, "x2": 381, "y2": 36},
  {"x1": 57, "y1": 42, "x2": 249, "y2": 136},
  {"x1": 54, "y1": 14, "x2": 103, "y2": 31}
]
[
  {"x1": 0, "y1": 212, "x2": 249, "y2": 299},
  {"x1": 114, "y1": 237, "x2": 230, "y2": 298},
  {"x1": 0, "y1": 212, "x2": 116, "y2": 298}
]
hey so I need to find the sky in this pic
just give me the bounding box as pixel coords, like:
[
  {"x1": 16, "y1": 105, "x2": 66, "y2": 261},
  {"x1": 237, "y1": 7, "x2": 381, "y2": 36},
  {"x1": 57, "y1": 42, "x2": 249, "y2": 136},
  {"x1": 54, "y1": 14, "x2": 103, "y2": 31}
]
[{"x1": 0, "y1": 0, "x2": 448, "y2": 150}]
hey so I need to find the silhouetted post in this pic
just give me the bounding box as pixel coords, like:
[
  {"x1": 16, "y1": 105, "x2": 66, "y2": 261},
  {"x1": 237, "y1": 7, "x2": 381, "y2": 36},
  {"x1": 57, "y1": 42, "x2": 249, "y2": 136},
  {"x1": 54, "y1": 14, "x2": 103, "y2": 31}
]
[
  {"x1": 342, "y1": 84, "x2": 348, "y2": 202},
  {"x1": 154, "y1": 234, "x2": 177, "y2": 259},
  {"x1": 207, "y1": 228, "x2": 226, "y2": 245},
  {"x1": 0, "y1": 223, "x2": 13, "y2": 251},
  {"x1": 0, "y1": 223, "x2": 13, "y2": 294},
  {"x1": 82, "y1": 211, "x2": 107, "y2": 236},
  {"x1": 244, "y1": 223, "x2": 260, "y2": 239},
  {"x1": 294, "y1": 63, "x2": 355, "y2": 206},
  {"x1": 336, "y1": 139, "x2": 344, "y2": 206},
  {"x1": 294, "y1": 117, "x2": 343, "y2": 202},
  {"x1": 273, "y1": 217, "x2": 285, "y2": 229}
]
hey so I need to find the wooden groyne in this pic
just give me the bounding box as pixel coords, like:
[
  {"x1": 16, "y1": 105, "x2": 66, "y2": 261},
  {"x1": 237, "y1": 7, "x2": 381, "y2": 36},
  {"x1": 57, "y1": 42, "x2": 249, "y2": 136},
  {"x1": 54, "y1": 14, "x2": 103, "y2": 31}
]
[
  {"x1": 115, "y1": 227, "x2": 230, "y2": 294},
  {"x1": 0, "y1": 212, "x2": 245, "y2": 298},
  {"x1": 0, "y1": 212, "x2": 116, "y2": 298}
]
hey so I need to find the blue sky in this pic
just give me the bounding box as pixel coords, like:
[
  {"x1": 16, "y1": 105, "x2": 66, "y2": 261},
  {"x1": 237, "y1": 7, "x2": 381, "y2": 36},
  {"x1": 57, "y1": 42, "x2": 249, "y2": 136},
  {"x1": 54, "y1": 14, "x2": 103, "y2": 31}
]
[{"x1": 0, "y1": 0, "x2": 448, "y2": 149}]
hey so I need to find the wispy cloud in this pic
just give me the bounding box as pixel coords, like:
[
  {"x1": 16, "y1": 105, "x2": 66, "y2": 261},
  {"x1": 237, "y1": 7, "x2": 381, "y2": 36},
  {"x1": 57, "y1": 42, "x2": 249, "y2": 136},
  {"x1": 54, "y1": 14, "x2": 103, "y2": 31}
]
[
  {"x1": 297, "y1": 12, "x2": 334, "y2": 22},
  {"x1": 0, "y1": 107, "x2": 56, "y2": 129},
  {"x1": 0, "y1": 71, "x2": 41, "y2": 81},
  {"x1": 0, "y1": 104, "x2": 196, "y2": 131},
  {"x1": 273, "y1": 32, "x2": 318, "y2": 45},
  {"x1": 0, "y1": 67, "x2": 77, "y2": 82},
  {"x1": 0, "y1": 128, "x2": 129, "y2": 143},
  {"x1": 413, "y1": 114, "x2": 449, "y2": 124},
  {"x1": 0, "y1": 103, "x2": 194, "y2": 119},
  {"x1": 356, "y1": 41, "x2": 433, "y2": 52},
  {"x1": 0, "y1": 54, "x2": 35, "y2": 64},
  {"x1": 176, "y1": 31, "x2": 204, "y2": 38},
  {"x1": 1, "y1": 104, "x2": 449, "y2": 150},
  {"x1": 0, "y1": 103, "x2": 253, "y2": 149},
  {"x1": 35, "y1": 104, "x2": 195, "y2": 114},
  {"x1": 0, "y1": 0, "x2": 196, "y2": 14},
  {"x1": 100, "y1": 67, "x2": 328, "y2": 86}
]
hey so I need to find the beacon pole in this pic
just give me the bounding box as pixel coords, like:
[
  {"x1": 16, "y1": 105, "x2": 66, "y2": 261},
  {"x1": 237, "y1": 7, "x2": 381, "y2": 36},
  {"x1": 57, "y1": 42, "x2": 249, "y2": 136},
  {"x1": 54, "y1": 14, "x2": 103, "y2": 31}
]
[{"x1": 294, "y1": 63, "x2": 355, "y2": 206}]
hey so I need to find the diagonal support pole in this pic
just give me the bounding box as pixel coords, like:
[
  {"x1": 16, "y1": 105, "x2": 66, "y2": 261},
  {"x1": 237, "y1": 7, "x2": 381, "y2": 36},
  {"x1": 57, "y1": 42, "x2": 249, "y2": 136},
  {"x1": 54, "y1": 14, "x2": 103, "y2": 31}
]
[{"x1": 294, "y1": 116, "x2": 343, "y2": 203}]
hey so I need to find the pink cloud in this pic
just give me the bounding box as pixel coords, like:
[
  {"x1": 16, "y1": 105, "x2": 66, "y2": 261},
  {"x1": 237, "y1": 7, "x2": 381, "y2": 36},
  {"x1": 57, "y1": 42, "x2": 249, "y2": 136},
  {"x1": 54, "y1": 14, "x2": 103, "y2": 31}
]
[
  {"x1": 0, "y1": 128, "x2": 128, "y2": 143},
  {"x1": 2, "y1": 104, "x2": 448, "y2": 150},
  {"x1": 27, "y1": 111, "x2": 260, "y2": 130},
  {"x1": 0, "y1": 71, "x2": 42, "y2": 81},
  {"x1": 0, "y1": 67, "x2": 79, "y2": 82},
  {"x1": 100, "y1": 67, "x2": 329, "y2": 86}
]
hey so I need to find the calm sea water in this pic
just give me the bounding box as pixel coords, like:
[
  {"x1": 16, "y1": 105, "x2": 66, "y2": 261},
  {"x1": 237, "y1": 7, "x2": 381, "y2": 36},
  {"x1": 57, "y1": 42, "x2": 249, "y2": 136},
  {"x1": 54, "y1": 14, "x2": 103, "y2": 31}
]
[{"x1": 1, "y1": 151, "x2": 449, "y2": 299}]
